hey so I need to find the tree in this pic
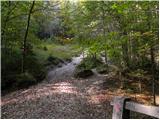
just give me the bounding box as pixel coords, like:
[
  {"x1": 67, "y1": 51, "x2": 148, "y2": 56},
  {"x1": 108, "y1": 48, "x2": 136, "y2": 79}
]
[{"x1": 21, "y1": 1, "x2": 35, "y2": 73}]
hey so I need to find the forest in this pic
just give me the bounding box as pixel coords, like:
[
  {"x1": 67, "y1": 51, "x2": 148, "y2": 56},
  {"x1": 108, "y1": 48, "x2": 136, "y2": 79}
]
[{"x1": 1, "y1": 0, "x2": 159, "y2": 119}]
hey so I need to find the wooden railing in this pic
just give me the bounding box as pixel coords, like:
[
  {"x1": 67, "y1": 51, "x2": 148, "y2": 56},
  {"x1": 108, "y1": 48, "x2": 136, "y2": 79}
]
[{"x1": 111, "y1": 96, "x2": 159, "y2": 119}]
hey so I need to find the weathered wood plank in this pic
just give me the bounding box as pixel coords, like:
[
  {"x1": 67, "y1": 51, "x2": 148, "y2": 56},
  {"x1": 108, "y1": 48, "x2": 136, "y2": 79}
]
[
  {"x1": 111, "y1": 96, "x2": 159, "y2": 119},
  {"x1": 125, "y1": 101, "x2": 159, "y2": 118},
  {"x1": 112, "y1": 96, "x2": 131, "y2": 119}
]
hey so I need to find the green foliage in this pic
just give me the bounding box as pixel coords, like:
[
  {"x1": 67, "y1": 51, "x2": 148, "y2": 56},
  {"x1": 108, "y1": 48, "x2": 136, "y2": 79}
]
[
  {"x1": 77, "y1": 57, "x2": 103, "y2": 70},
  {"x1": 16, "y1": 72, "x2": 36, "y2": 88},
  {"x1": 34, "y1": 42, "x2": 81, "y2": 63},
  {"x1": 1, "y1": 48, "x2": 47, "y2": 91},
  {"x1": 1, "y1": 1, "x2": 158, "y2": 94},
  {"x1": 43, "y1": 46, "x2": 48, "y2": 51}
]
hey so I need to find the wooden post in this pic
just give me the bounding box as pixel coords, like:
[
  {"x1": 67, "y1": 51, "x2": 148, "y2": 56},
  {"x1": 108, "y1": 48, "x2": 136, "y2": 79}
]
[
  {"x1": 112, "y1": 96, "x2": 131, "y2": 119},
  {"x1": 111, "y1": 96, "x2": 159, "y2": 119}
]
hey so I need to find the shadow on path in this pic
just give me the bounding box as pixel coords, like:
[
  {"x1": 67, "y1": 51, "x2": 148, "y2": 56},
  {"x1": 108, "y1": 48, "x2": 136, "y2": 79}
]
[{"x1": 1, "y1": 79, "x2": 113, "y2": 119}]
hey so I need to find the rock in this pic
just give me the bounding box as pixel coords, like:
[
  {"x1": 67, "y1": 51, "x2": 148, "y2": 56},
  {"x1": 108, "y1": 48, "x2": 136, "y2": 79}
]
[
  {"x1": 73, "y1": 63, "x2": 77, "y2": 65},
  {"x1": 74, "y1": 54, "x2": 80, "y2": 57},
  {"x1": 74, "y1": 69, "x2": 93, "y2": 78},
  {"x1": 65, "y1": 58, "x2": 72, "y2": 63},
  {"x1": 96, "y1": 64, "x2": 108, "y2": 74},
  {"x1": 58, "y1": 59, "x2": 65, "y2": 63},
  {"x1": 57, "y1": 64, "x2": 62, "y2": 67},
  {"x1": 47, "y1": 56, "x2": 64, "y2": 66}
]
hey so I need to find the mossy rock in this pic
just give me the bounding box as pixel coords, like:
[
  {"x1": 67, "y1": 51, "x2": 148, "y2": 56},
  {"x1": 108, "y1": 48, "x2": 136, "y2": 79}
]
[
  {"x1": 74, "y1": 69, "x2": 93, "y2": 78},
  {"x1": 57, "y1": 64, "x2": 62, "y2": 67},
  {"x1": 47, "y1": 56, "x2": 64, "y2": 65},
  {"x1": 16, "y1": 72, "x2": 36, "y2": 88},
  {"x1": 65, "y1": 58, "x2": 72, "y2": 63},
  {"x1": 77, "y1": 57, "x2": 103, "y2": 70}
]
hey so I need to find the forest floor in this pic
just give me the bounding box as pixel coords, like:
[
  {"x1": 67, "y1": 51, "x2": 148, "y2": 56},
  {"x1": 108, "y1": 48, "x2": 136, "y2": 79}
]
[
  {"x1": 1, "y1": 73, "x2": 113, "y2": 118},
  {"x1": 1, "y1": 54, "x2": 159, "y2": 119}
]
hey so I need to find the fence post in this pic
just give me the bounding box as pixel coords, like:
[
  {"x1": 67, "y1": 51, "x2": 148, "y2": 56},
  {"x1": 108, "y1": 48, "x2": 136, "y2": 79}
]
[{"x1": 112, "y1": 96, "x2": 131, "y2": 119}]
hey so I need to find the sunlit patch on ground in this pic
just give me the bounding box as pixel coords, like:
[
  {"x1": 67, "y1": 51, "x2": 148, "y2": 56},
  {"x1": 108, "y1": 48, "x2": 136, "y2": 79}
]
[
  {"x1": 1, "y1": 75, "x2": 159, "y2": 119},
  {"x1": 1, "y1": 78, "x2": 114, "y2": 119},
  {"x1": 87, "y1": 94, "x2": 112, "y2": 104},
  {"x1": 51, "y1": 82, "x2": 79, "y2": 94}
]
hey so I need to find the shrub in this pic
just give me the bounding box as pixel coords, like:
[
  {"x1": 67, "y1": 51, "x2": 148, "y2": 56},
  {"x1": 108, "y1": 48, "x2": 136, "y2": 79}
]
[
  {"x1": 25, "y1": 53, "x2": 47, "y2": 81},
  {"x1": 74, "y1": 57, "x2": 103, "y2": 78},
  {"x1": 77, "y1": 57, "x2": 103, "y2": 70},
  {"x1": 2, "y1": 48, "x2": 47, "y2": 94},
  {"x1": 43, "y1": 46, "x2": 48, "y2": 51},
  {"x1": 1, "y1": 75, "x2": 17, "y2": 90},
  {"x1": 16, "y1": 72, "x2": 36, "y2": 88},
  {"x1": 32, "y1": 68, "x2": 46, "y2": 81}
]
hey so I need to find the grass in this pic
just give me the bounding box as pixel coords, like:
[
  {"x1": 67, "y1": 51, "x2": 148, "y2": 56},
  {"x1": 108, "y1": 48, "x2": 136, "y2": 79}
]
[
  {"x1": 33, "y1": 42, "x2": 81, "y2": 64},
  {"x1": 2, "y1": 42, "x2": 81, "y2": 94}
]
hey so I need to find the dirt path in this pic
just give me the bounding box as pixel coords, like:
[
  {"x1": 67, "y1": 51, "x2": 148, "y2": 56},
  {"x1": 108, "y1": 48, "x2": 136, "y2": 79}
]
[
  {"x1": 2, "y1": 53, "x2": 156, "y2": 119},
  {"x1": 1, "y1": 54, "x2": 114, "y2": 119},
  {"x1": 1, "y1": 73, "x2": 114, "y2": 119}
]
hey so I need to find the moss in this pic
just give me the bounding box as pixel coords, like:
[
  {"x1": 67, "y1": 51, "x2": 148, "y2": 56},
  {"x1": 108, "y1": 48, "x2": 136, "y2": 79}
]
[
  {"x1": 34, "y1": 42, "x2": 81, "y2": 64},
  {"x1": 77, "y1": 57, "x2": 103, "y2": 70},
  {"x1": 74, "y1": 57, "x2": 104, "y2": 78}
]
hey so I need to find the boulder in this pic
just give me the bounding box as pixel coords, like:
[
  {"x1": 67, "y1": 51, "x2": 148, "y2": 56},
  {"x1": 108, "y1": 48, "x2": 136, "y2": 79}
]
[
  {"x1": 74, "y1": 69, "x2": 93, "y2": 78},
  {"x1": 65, "y1": 58, "x2": 72, "y2": 63},
  {"x1": 47, "y1": 56, "x2": 64, "y2": 65}
]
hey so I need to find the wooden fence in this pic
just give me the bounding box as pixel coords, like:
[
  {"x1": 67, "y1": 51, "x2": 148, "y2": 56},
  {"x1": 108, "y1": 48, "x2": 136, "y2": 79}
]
[{"x1": 111, "y1": 96, "x2": 159, "y2": 119}]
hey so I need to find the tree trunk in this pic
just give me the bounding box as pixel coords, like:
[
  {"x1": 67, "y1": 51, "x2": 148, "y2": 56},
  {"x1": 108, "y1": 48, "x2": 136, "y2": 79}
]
[
  {"x1": 128, "y1": 34, "x2": 132, "y2": 65},
  {"x1": 120, "y1": 71, "x2": 124, "y2": 89},
  {"x1": 101, "y1": 2, "x2": 108, "y2": 65},
  {"x1": 122, "y1": 42, "x2": 129, "y2": 67},
  {"x1": 122, "y1": 32, "x2": 130, "y2": 68},
  {"x1": 150, "y1": 46, "x2": 156, "y2": 105},
  {"x1": 104, "y1": 50, "x2": 107, "y2": 63},
  {"x1": 21, "y1": 1, "x2": 35, "y2": 73},
  {"x1": 94, "y1": 52, "x2": 97, "y2": 59},
  {"x1": 147, "y1": 5, "x2": 156, "y2": 105},
  {"x1": 138, "y1": 79, "x2": 142, "y2": 93}
]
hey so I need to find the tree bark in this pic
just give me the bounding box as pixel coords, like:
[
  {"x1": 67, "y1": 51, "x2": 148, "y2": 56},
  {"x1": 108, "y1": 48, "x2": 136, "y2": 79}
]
[
  {"x1": 147, "y1": 5, "x2": 156, "y2": 105},
  {"x1": 101, "y1": 1, "x2": 108, "y2": 65},
  {"x1": 21, "y1": 1, "x2": 35, "y2": 73},
  {"x1": 150, "y1": 46, "x2": 156, "y2": 105}
]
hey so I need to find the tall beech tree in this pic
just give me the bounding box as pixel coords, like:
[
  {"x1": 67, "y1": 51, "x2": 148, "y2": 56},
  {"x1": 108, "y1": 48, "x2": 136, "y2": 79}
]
[{"x1": 22, "y1": 1, "x2": 35, "y2": 73}]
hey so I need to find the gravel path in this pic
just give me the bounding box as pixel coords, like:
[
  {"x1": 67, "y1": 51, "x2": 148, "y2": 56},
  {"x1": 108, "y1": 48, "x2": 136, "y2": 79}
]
[
  {"x1": 1, "y1": 53, "x2": 156, "y2": 119},
  {"x1": 1, "y1": 54, "x2": 113, "y2": 119},
  {"x1": 1, "y1": 74, "x2": 113, "y2": 119}
]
